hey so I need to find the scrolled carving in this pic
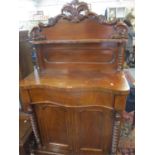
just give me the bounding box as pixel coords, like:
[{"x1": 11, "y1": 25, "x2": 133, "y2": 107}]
[
  {"x1": 112, "y1": 22, "x2": 128, "y2": 39},
  {"x1": 38, "y1": 0, "x2": 114, "y2": 28},
  {"x1": 95, "y1": 15, "x2": 106, "y2": 24},
  {"x1": 30, "y1": 0, "x2": 128, "y2": 40},
  {"x1": 38, "y1": 0, "x2": 93, "y2": 28},
  {"x1": 61, "y1": 0, "x2": 90, "y2": 22},
  {"x1": 46, "y1": 14, "x2": 63, "y2": 27},
  {"x1": 30, "y1": 26, "x2": 46, "y2": 41}
]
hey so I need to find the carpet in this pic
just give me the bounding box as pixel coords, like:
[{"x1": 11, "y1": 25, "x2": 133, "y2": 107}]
[
  {"x1": 117, "y1": 69, "x2": 135, "y2": 155},
  {"x1": 118, "y1": 111, "x2": 135, "y2": 155}
]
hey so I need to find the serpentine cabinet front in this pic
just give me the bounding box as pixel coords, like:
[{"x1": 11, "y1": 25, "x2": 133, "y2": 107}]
[{"x1": 20, "y1": 86, "x2": 128, "y2": 155}]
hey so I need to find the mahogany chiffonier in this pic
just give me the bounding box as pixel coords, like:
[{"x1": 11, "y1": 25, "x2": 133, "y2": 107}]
[{"x1": 20, "y1": 1, "x2": 129, "y2": 155}]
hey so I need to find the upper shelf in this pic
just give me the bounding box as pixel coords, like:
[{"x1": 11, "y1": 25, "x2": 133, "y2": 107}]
[{"x1": 30, "y1": 38, "x2": 127, "y2": 45}]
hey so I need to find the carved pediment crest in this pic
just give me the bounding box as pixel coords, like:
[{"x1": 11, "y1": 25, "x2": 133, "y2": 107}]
[
  {"x1": 30, "y1": 0, "x2": 128, "y2": 41},
  {"x1": 40, "y1": 0, "x2": 108, "y2": 27},
  {"x1": 61, "y1": 0, "x2": 90, "y2": 22}
]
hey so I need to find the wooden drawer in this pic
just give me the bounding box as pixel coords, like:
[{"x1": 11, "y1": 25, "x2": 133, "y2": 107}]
[{"x1": 29, "y1": 88, "x2": 114, "y2": 108}]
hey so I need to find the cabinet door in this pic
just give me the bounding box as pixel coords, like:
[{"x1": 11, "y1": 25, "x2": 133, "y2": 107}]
[
  {"x1": 74, "y1": 106, "x2": 114, "y2": 155},
  {"x1": 33, "y1": 103, "x2": 73, "y2": 155}
]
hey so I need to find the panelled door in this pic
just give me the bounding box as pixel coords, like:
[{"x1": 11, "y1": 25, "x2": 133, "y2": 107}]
[
  {"x1": 74, "y1": 106, "x2": 114, "y2": 155},
  {"x1": 32, "y1": 103, "x2": 114, "y2": 155},
  {"x1": 33, "y1": 103, "x2": 73, "y2": 155}
]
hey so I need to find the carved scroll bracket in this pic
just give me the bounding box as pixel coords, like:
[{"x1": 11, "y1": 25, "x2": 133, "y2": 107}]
[{"x1": 112, "y1": 22, "x2": 128, "y2": 39}]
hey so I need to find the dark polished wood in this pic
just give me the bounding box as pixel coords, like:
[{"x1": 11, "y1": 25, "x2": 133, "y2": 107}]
[{"x1": 20, "y1": 1, "x2": 129, "y2": 155}]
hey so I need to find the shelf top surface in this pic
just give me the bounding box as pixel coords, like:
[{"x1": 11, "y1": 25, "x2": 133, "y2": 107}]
[
  {"x1": 30, "y1": 39, "x2": 127, "y2": 45},
  {"x1": 20, "y1": 69, "x2": 129, "y2": 94}
]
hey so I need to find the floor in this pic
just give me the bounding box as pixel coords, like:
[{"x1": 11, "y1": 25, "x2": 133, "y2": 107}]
[{"x1": 117, "y1": 68, "x2": 135, "y2": 155}]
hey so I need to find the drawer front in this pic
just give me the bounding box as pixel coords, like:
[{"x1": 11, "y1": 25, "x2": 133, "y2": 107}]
[{"x1": 29, "y1": 88, "x2": 114, "y2": 108}]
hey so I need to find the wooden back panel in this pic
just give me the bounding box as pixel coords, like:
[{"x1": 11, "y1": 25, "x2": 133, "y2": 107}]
[
  {"x1": 40, "y1": 19, "x2": 119, "y2": 40},
  {"x1": 30, "y1": 0, "x2": 128, "y2": 72},
  {"x1": 35, "y1": 42, "x2": 121, "y2": 72}
]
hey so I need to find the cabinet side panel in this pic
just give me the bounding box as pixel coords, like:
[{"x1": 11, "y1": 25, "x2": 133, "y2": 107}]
[
  {"x1": 114, "y1": 95, "x2": 128, "y2": 111},
  {"x1": 20, "y1": 88, "x2": 31, "y2": 112}
]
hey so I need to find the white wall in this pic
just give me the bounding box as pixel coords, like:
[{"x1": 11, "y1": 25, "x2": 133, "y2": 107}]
[
  {"x1": 19, "y1": 0, "x2": 134, "y2": 30},
  {"x1": 36, "y1": 0, "x2": 134, "y2": 16},
  {"x1": 19, "y1": 0, "x2": 37, "y2": 21}
]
